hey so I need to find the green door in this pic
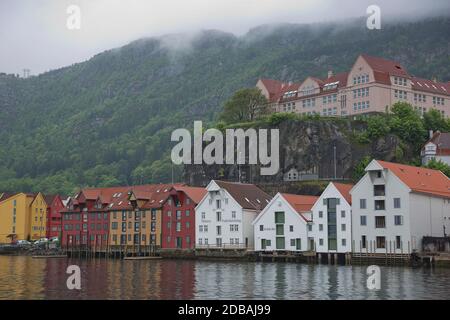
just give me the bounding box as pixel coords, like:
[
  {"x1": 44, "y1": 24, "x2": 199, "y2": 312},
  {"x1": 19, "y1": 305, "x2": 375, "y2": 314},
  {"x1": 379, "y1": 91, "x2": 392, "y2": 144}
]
[
  {"x1": 276, "y1": 237, "x2": 285, "y2": 250},
  {"x1": 296, "y1": 238, "x2": 301, "y2": 250},
  {"x1": 176, "y1": 237, "x2": 182, "y2": 248},
  {"x1": 261, "y1": 239, "x2": 266, "y2": 250}
]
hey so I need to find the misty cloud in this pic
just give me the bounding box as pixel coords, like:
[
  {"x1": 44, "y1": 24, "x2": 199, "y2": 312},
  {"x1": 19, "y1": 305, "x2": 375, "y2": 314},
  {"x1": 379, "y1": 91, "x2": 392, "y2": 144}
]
[{"x1": 1, "y1": 0, "x2": 449, "y2": 75}]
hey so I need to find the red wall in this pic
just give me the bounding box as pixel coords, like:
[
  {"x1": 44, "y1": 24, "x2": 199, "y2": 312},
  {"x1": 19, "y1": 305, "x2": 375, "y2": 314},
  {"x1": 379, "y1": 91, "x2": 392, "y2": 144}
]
[{"x1": 161, "y1": 191, "x2": 196, "y2": 249}]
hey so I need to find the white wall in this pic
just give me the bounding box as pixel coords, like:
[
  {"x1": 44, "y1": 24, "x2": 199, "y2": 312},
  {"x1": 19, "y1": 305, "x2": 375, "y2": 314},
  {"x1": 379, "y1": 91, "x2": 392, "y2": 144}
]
[
  {"x1": 351, "y1": 168, "x2": 413, "y2": 254},
  {"x1": 310, "y1": 183, "x2": 352, "y2": 253},
  {"x1": 253, "y1": 194, "x2": 309, "y2": 252},
  {"x1": 409, "y1": 193, "x2": 450, "y2": 249},
  {"x1": 195, "y1": 181, "x2": 258, "y2": 249}
]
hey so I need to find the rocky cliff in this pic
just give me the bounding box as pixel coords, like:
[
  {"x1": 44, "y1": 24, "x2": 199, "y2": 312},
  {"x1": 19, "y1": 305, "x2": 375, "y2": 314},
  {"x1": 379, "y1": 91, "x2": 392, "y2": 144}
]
[{"x1": 183, "y1": 118, "x2": 407, "y2": 188}]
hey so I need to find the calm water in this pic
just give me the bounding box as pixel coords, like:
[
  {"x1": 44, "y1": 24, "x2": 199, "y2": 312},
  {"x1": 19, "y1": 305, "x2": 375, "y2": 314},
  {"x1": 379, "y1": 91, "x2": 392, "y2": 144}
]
[{"x1": 1, "y1": 255, "x2": 450, "y2": 300}]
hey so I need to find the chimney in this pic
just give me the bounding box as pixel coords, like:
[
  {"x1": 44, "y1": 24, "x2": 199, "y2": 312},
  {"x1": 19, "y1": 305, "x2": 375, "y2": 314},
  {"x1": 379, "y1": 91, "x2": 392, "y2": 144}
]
[
  {"x1": 429, "y1": 130, "x2": 434, "y2": 139},
  {"x1": 432, "y1": 77, "x2": 437, "y2": 83},
  {"x1": 328, "y1": 70, "x2": 334, "y2": 79}
]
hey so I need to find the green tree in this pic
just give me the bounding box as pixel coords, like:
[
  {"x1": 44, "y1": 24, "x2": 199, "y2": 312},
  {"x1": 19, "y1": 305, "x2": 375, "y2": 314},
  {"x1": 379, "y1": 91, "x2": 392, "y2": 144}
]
[
  {"x1": 423, "y1": 109, "x2": 450, "y2": 132},
  {"x1": 220, "y1": 88, "x2": 268, "y2": 124},
  {"x1": 352, "y1": 156, "x2": 372, "y2": 181},
  {"x1": 365, "y1": 115, "x2": 391, "y2": 139},
  {"x1": 424, "y1": 158, "x2": 450, "y2": 178},
  {"x1": 389, "y1": 102, "x2": 427, "y2": 148}
]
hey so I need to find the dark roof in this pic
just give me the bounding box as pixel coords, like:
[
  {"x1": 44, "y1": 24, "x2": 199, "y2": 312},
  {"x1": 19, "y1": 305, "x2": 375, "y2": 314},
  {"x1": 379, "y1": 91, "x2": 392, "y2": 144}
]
[
  {"x1": 214, "y1": 180, "x2": 272, "y2": 211},
  {"x1": 425, "y1": 132, "x2": 450, "y2": 156},
  {"x1": 44, "y1": 194, "x2": 57, "y2": 206}
]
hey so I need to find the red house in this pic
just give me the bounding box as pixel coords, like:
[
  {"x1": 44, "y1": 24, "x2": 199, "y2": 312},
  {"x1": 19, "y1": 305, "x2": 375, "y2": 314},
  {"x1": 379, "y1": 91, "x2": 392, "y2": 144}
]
[
  {"x1": 161, "y1": 186, "x2": 206, "y2": 249},
  {"x1": 45, "y1": 195, "x2": 67, "y2": 239},
  {"x1": 61, "y1": 187, "x2": 120, "y2": 248}
]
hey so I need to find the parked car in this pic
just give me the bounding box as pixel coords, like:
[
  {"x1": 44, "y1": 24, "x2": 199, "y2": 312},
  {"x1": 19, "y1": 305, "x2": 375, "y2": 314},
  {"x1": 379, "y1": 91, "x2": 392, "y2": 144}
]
[
  {"x1": 16, "y1": 240, "x2": 32, "y2": 246},
  {"x1": 34, "y1": 238, "x2": 49, "y2": 245},
  {"x1": 50, "y1": 237, "x2": 59, "y2": 243}
]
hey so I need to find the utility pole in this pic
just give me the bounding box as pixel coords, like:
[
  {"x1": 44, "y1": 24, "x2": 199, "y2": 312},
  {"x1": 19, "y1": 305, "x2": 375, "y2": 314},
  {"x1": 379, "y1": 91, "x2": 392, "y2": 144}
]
[{"x1": 333, "y1": 145, "x2": 337, "y2": 180}]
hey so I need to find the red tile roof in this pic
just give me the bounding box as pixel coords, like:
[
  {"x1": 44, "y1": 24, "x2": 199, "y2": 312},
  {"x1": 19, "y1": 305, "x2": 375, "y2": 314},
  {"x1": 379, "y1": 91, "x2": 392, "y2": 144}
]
[
  {"x1": 377, "y1": 160, "x2": 450, "y2": 199},
  {"x1": 173, "y1": 185, "x2": 207, "y2": 204},
  {"x1": 411, "y1": 77, "x2": 449, "y2": 96},
  {"x1": 280, "y1": 193, "x2": 319, "y2": 222},
  {"x1": 214, "y1": 180, "x2": 272, "y2": 211},
  {"x1": 361, "y1": 54, "x2": 409, "y2": 78},
  {"x1": 332, "y1": 183, "x2": 354, "y2": 205}
]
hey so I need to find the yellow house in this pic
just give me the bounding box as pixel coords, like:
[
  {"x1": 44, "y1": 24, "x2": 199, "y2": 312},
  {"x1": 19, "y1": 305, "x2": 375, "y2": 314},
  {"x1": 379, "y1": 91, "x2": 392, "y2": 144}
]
[
  {"x1": 29, "y1": 192, "x2": 48, "y2": 241},
  {"x1": 0, "y1": 193, "x2": 36, "y2": 243}
]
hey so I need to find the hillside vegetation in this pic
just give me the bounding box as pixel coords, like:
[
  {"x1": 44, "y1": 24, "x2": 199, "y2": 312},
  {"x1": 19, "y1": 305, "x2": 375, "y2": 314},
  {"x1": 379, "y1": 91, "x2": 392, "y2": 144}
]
[{"x1": 0, "y1": 17, "x2": 449, "y2": 194}]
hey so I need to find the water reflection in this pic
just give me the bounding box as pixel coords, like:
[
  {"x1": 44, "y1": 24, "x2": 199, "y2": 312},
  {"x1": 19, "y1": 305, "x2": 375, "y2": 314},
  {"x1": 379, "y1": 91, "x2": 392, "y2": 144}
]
[{"x1": 0, "y1": 256, "x2": 450, "y2": 300}]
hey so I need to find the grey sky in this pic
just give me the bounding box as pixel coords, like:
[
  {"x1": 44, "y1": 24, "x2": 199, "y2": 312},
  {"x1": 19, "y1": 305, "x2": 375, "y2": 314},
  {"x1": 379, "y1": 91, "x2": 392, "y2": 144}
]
[{"x1": 1, "y1": 0, "x2": 449, "y2": 75}]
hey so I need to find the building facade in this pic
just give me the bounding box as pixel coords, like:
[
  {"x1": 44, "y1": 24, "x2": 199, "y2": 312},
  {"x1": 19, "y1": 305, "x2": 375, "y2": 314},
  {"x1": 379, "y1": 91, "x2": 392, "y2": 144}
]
[
  {"x1": 161, "y1": 186, "x2": 206, "y2": 249},
  {"x1": 195, "y1": 180, "x2": 271, "y2": 250},
  {"x1": 257, "y1": 54, "x2": 449, "y2": 118},
  {"x1": 421, "y1": 131, "x2": 450, "y2": 165},
  {"x1": 45, "y1": 195, "x2": 66, "y2": 239},
  {"x1": 29, "y1": 192, "x2": 48, "y2": 241},
  {"x1": 253, "y1": 193, "x2": 317, "y2": 252},
  {"x1": 0, "y1": 193, "x2": 35, "y2": 243},
  {"x1": 310, "y1": 182, "x2": 353, "y2": 254},
  {"x1": 350, "y1": 160, "x2": 450, "y2": 254}
]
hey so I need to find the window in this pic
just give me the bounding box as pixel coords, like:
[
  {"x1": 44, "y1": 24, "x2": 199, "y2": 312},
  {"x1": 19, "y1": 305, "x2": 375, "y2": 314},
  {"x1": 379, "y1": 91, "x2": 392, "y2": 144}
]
[
  {"x1": 186, "y1": 222, "x2": 190, "y2": 229},
  {"x1": 199, "y1": 225, "x2": 203, "y2": 232},
  {"x1": 167, "y1": 211, "x2": 172, "y2": 217},
  {"x1": 176, "y1": 222, "x2": 181, "y2": 232},
  {"x1": 275, "y1": 212, "x2": 285, "y2": 224},
  {"x1": 216, "y1": 226, "x2": 221, "y2": 236},
  {"x1": 375, "y1": 200, "x2": 385, "y2": 210},
  {"x1": 360, "y1": 216, "x2": 367, "y2": 226},
  {"x1": 185, "y1": 210, "x2": 190, "y2": 217},
  {"x1": 199, "y1": 238, "x2": 203, "y2": 245},
  {"x1": 318, "y1": 211, "x2": 323, "y2": 218},
  {"x1": 374, "y1": 185, "x2": 385, "y2": 196},
  {"x1": 394, "y1": 215, "x2": 403, "y2": 226},
  {"x1": 216, "y1": 238, "x2": 222, "y2": 247},
  {"x1": 396, "y1": 236, "x2": 401, "y2": 249},
  {"x1": 176, "y1": 210, "x2": 181, "y2": 220},
  {"x1": 259, "y1": 225, "x2": 264, "y2": 231},
  {"x1": 376, "y1": 236, "x2": 386, "y2": 249},
  {"x1": 113, "y1": 212, "x2": 117, "y2": 219},
  {"x1": 375, "y1": 216, "x2": 386, "y2": 228},
  {"x1": 276, "y1": 225, "x2": 284, "y2": 236},
  {"x1": 216, "y1": 199, "x2": 221, "y2": 209},
  {"x1": 204, "y1": 225, "x2": 208, "y2": 232},
  {"x1": 231, "y1": 211, "x2": 236, "y2": 219},
  {"x1": 289, "y1": 225, "x2": 294, "y2": 232},
  {"x1": 361, "y1": 236, "x2": 367, "y2": 249},
  {"x1": 319, "y1": 224, "x2": 323, "y2": 231},
  {"x1": 341, "y1": 224, "x2": 346, "y2": 231},
  {"x1": 201, "y1": 212, "x2": 206, "y2": 220},
  {"x1": 360, "y1": 199, "x2": 367, "y2": 209},
  {"x1": 216, "y1": 212, "x2": 222, "y2": 222},
  {"x1": 308, "y1": 224, "x2": 312, "y2": 232},
  {"x1": 342, "y1": 239, "x2": 347, "y2": 246},
  {"x1": 341, "y1": 210, "x2": 345, "y2": 218},
  {"x1": 319, "y1": 239, "x2": 324, "y2": 246},
  {"x1": 394, "y1": 198, "x2": 401, "y2": 209}
]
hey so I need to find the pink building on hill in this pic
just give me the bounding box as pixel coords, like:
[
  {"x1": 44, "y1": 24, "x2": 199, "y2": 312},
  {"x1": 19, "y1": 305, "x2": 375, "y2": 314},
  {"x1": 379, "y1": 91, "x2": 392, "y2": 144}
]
[{"x1": 256, "y1": 54, "x2": 449, "y2": 117}]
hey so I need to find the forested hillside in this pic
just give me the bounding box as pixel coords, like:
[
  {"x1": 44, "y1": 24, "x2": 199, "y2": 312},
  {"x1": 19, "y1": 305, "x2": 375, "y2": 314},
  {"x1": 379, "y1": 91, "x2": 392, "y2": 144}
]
[{"x1": 0, "y1": 17, "x2": 449, "y2": 194}]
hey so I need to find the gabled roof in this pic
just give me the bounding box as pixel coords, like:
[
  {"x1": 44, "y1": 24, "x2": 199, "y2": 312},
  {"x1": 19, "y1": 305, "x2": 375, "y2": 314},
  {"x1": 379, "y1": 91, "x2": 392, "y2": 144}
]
[
  {"x1": 214, "y1": 180, "x2": 272, "y2": 211},
  {"x1": 0, "y1": 192, "x2": 15, "y2": 202},
  {"x1": 332, "y1": 183, "x2": 354, "y2": 205},
  {"x1": 424, "y1": 131, "x2": 450, "y2": 156},
  {"x1": 173, "y1": 186, "x2": 207, "y2": 204},
  {"x1": 361, "y1": 54, "x2": 409, "y2": 78},
  {"x1": 376, "y1": 160, "x2": 450, "y2": 199},
  {"x1": 281, "y1": 193, "x2": 319, "y2": 214},
  {"x1": 323, "y1": 72, "x2": 349, "y2": 88},
  {"x1": 44, "y1": 194, "x2": 57, "y2": 206}
]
